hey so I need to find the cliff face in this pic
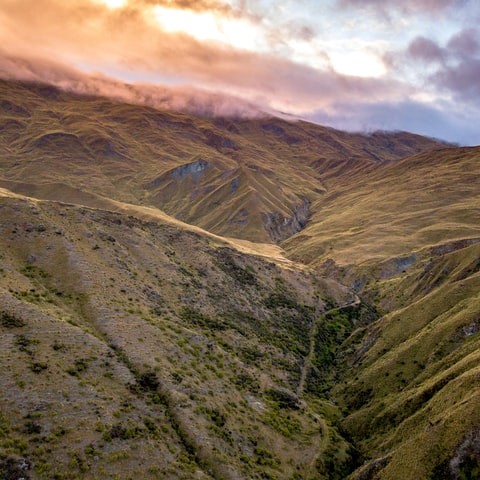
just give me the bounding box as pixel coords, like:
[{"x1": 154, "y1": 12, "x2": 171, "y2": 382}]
[{"x1": 263, "y1": 198, "x2": 310, "y2": 242}]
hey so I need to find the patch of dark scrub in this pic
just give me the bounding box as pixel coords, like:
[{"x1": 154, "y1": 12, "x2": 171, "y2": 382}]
[
  {"x1": 204, "y1": 129, "x2": 237, "y2": 150},
  {"x1": 0, "y1": 100, "x2": 30, "y2": 117},
  {"x1": 30, "y1": 131, "x2": 85, "y2": 151},
  {"x1": 34, "y1": 84, "x2": 62, "y2": 100},
  {"x1": 0, "y1": 455, "x2": 30, "y2": 480},
  {"x1": 214, "y1": 248, "x2": 257, "y2": 286},
  {"x1": 0, "y1": 119, "x2": 25, "y2": 132},
  {"x1": 261, "y1": 122, "x2": 301, "y2": 144},
  {"x1": 86, "y1": 135, "x2": 120, "y2": 158}
]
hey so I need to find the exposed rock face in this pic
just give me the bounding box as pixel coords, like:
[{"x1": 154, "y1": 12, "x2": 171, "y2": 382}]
[
  {"x1": 147, "y1": 159, "x2": 209, "y2": 189},
  {"x1": 263, "y1": 198, "x2": 310, "y2": 243},
  {"x1": 430, "y1": 237, "x2": 480, "y2": 256},
  {"x1": 449, "y1": 429, "x2": 480, "y2": 479},
  {"x1": 171, "y1": 159, "x2": 209, "y2": 180}
]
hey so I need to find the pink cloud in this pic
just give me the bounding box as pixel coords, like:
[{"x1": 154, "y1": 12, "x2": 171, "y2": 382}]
[{"x1": 0, "y1": 0, "x2": 407, "y2": 115}]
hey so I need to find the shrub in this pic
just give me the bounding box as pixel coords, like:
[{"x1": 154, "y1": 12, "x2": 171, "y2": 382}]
[
  {"x1": 103, "y1": 423, "x2": 143, "y2": 442},
  {"x1": 30, "y1": 362, "x2": 48, "y2": 374},
  {"x1": 66, "y1": 358, "x2": 89, "y2": 376},
  {"x1": 1, "y1": 312, "x2": 25, "y2": 328},
  {"x1": 137, "y1": 371, "x2": 159, "y2": 391},
  {"x1": 265, "y1": 387, "x2": 301, "y2": 410}
]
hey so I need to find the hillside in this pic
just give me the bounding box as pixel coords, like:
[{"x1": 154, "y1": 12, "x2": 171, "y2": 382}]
[
  {"x1": 0, "y1": 78, "x2": 479, "y2": 480},
  {"x1": 0, "y1": 79, "x2": 443, "y2": 243},
  {"x1": 283, "y1": 146, "x2": 480, "y2": 267},
  {"x1": 0, "y1": 189, "x2": 360, "y2": 480}
]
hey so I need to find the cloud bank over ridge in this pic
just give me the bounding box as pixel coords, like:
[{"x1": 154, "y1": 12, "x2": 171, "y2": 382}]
[{"x1": 0, "y1": 0, "x2": 478, "y2": 144}]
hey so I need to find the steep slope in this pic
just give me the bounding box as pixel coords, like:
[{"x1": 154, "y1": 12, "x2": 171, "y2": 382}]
[
  {"x1": 277, "y1": 145, "x2": 480, "y2": 479},
  {"x1": 0, "y1": 79, "x2": 443, "y2": 243},
  {"x1": 333, "y1": 241, "x2": 480, "y2": 480},
  {"x1": 0, "y1": 190, "x2": 363, "y2": 480}
]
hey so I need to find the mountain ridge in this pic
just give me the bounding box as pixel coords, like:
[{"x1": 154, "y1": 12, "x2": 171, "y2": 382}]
[
  {"x1": 0, "y1": 79, "x2": 446, "y2": 244},
  {"x1": 0, "y1": 78, "x2": 479, "y2": 480}
]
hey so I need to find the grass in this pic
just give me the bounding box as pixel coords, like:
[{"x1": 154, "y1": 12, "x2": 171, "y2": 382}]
[
  {"x1": 0, "y1": 78, "x2": 479, "y2": 480},
  {"x1": 0, "y1": 79, "x2": 444, "y2": 245},
  {"x1": 283, "y1": 147, "x2": 480, "y2": 266}
]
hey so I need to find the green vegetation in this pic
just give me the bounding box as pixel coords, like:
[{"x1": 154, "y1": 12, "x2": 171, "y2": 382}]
[{"x1": 1, "y1": 311, "x2": 25, "y2": 328}]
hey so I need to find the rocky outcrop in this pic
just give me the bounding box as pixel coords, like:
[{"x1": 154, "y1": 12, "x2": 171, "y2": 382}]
[
  {"x1": 147, "y1": 159, "x2": 209, "y2": 189},
  {"x1": 171, "y1": 159, "x2": 208, "y2": 180},
  {"x1": 263, "y1": 198, "x2": 310, "y2": 243}
]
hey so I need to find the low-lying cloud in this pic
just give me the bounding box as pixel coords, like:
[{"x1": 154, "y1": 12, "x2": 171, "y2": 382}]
[
  {"x1": 0, "y1": 0, "x2": 406, "y2": 115},
  {"x1": 0, "y1": 53, "x2": 265, "y2": 118},
  {"x1": 0, "y1": 0, "x2": 478, "y2": 145},
  {"x1": 308, "y1": 99, "x2": 478, "y2": 145}
]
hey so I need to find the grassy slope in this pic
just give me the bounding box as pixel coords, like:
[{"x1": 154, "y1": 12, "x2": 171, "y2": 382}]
[
  {"x1": 278, "y1": 144, "x2": 479, "y2": 479},
  {"x1": 335, "y1": 242, "x2": 480, "y2": 479},
  {"x1": 0, "y1": 80, "x2": 442, "y2": 243},
  {"x1": 283, "y1": 146, "x2": 480, "y2": 266},
  {"x1": 1, "y1": 79, "x2": 479, "y2": 480},
  {"x1": 0, "y1": 191, "x2": 360, "y2": 480}
]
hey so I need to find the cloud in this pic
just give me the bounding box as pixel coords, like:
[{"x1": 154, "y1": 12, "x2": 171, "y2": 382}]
[
  {"x1": 337, "y1": 0, "x2": 467, "y2": 14},
  {"x1": 0, "y1": 52, "x2": 266, "y2": 118},
  {"x1": 0, "y1": 0, "x2": 477, "y2": 145},
  {"x1": 0, "y1": 0, "x2": 407, "y2": 116},
  {"x1": 407, "y1": 37, "x2": 445, "y2": 63},
  {"x1": 447, "y1": 28, "x2": 479, "y2": 56},
  {"x1": 387, "y1": 28, "x2": 480, "y2": 107},
  {"x1": 434, "y1": 58, "x2": 480, "y2": 101}
]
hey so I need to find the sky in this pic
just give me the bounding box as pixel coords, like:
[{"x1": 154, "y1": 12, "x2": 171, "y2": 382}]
[{"x1": 0, "y1": 0, "x2": 479, "y2": 144}]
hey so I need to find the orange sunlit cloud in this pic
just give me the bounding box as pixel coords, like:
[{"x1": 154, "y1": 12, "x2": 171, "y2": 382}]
[
  {"x1": 0, "y1": 0, "x2": 478, "y2": 143},
  {"x1": 0, "y1": 0, "x2": 402, "y2": 115}
]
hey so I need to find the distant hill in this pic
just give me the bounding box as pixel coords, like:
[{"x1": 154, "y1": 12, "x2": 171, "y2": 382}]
[{"x1": 0, "y1": 79, "x2": 443, "y2": 243}]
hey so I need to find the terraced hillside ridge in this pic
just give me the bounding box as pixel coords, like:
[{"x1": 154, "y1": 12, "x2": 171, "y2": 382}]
[
  {"x1": 0, "y1": 78, "x2": 479, "y2": 480},
  {"x1": 0, "y1": 79, "x2": 444, "y2": 243},
  {"x1": 334, "y1": 240, "x2": 480, "y2": 480}
]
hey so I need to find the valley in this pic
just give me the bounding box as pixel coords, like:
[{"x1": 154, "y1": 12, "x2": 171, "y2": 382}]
[{"x1": 0, "y1": 80, "x2": 479, "y2": 480}]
